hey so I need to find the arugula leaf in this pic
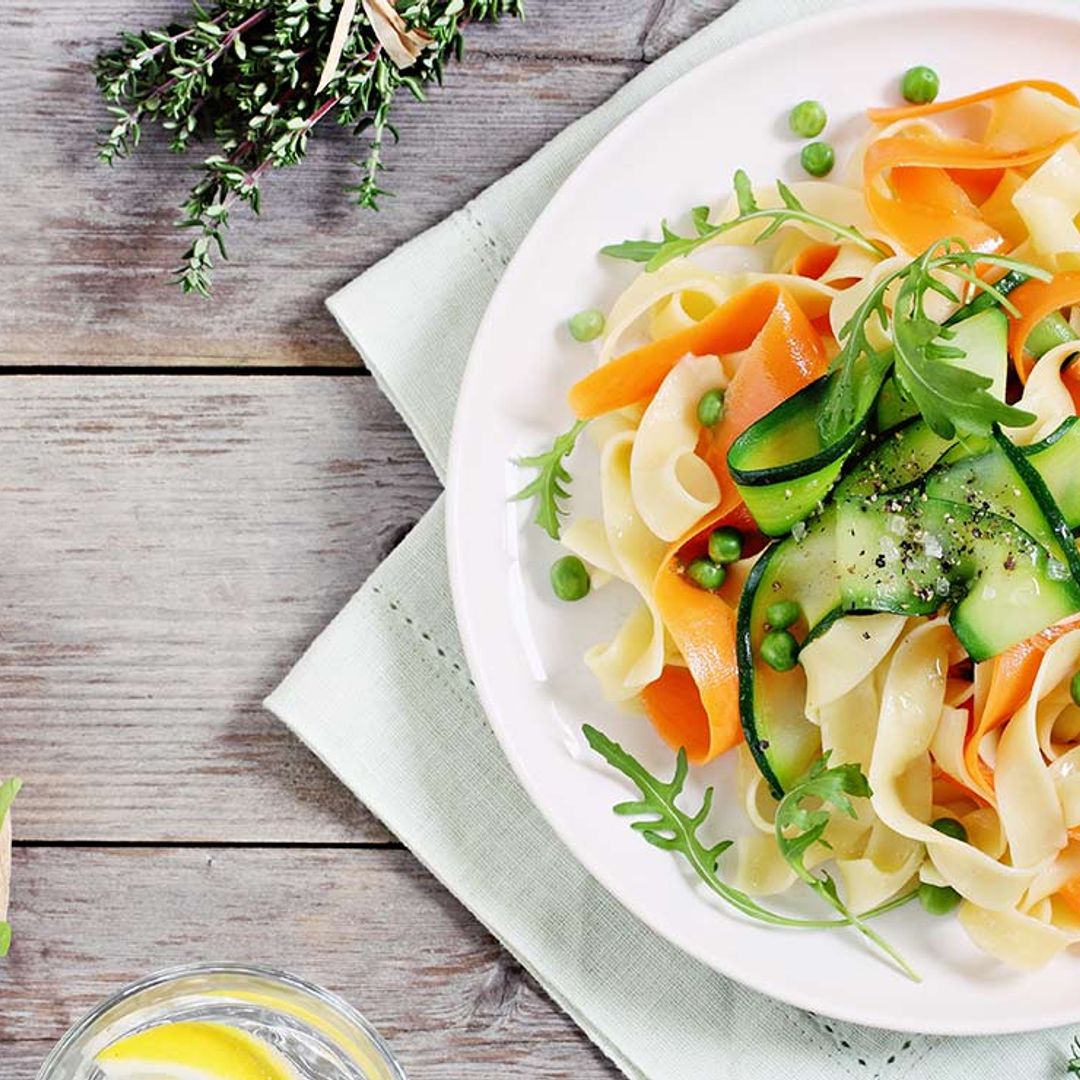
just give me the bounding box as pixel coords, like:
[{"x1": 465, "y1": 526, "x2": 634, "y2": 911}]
[
  {"x1": 511, "y1": 420, "x2": 588, "y2": 540},
  {"x1": 601, "y1": 170, "x2": 884, "y2": 272},
  {"x1": 891, "y1": 245, "x2": 1038, "y2": 440},
  {"x1": 585, "y1": 725, "x2": 916, "y2": 934},
  {"x1": 0, "y1": 923, "x2": 10, "y2": 959},
  {"x1": 820, "y1": 239, "x2": 1047, "y2": 444},
  {"x1": 775, "y1": 755, "x2": 919, "y2": 981}
]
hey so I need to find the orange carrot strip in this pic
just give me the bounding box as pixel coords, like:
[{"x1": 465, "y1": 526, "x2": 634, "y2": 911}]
[
  {"x1": 965, "y1": 613, "x2": 1080, "y2": 797},
  {"x1": 867, "y1": 79, "x2": 1079, "y2": 125},
  {"x1": 568, "y1": 282, "x2": 823, "y2": 420},
  {"x1": 650, "y1": 502, "x2": 744, "y2": 765},
  {"x1": 945, "y1": 166, "x2": 1005, "y2": 206},
  {"x1": 791, "y1": 242, "x2": 840, "y2": 281},
  {"x1": 697, "y1": 286, "x2": 828, "y2": 495},
  {"x1": 641, "y1": 297, "x2": 828, "y2": 765},
  {"x1": 1008, "y1": 273, "x2": 1080, "y2": 382},
  {"x1": 641, "y1": 665, "x2": 726, "y2": 763},
  {"x1": 863, "y1": 129, "x2": 1079, "y2": 255}
]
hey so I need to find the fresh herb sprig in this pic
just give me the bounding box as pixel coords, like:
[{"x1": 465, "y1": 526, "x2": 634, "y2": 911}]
[
  {"x1": 601, "y1": 170, "x2": 885, "y2": 273},
  {"x1": 95, "y1": 0, "x2": 522, "y2": 295},
  {"x1": 819, "y1": 240, "x2": 1048, "y2": 443},
  {"x1": 584, "y1": 726, "x2": 917, "y2": 957},
  {"x1": 511, "y1": 419, "x2": 588, "y2": 540},
  {"x1": 0, "y1": 777, "x2": 23, "y2": 958},
  {"x1": 1067, "y1": 1036, "x2": 1080, "y2": 1077},
  {"x1": 775, "y1": 755, "x2": 918, "y2": 981}
]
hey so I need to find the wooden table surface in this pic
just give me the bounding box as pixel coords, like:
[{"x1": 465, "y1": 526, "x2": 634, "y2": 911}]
[{"x1": 1, "y1": 2, "x2": 735, "y2": 1074}]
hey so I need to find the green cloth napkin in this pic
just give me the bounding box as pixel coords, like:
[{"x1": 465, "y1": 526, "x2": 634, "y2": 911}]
[{"x1": 266, "y1": 1, "x2": 1079, "y2": 1075}]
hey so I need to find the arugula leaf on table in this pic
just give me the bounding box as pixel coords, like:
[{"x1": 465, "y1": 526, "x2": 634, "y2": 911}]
[
  {"x1": 511, "y1": 420, "x2": 588, "y2": 540},
  {"x1": 601, "y1": 169, "x2": 885, "y2": 272},
  {"x1": 584, "y1": 725, "x2": 916, "y2": 939},
  {"x1": 774, "y1": 755, "x2": 918, "y2": 981}
]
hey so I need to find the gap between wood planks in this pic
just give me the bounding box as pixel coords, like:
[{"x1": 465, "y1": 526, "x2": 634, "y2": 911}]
[{"x1": 0, "y1": 365, "x2": 371, "y2": 376}]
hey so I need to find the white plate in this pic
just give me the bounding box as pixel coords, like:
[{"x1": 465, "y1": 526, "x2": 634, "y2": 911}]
[{"x1": 446, "y1": 0, "x2": 1080, "y2": 1035}]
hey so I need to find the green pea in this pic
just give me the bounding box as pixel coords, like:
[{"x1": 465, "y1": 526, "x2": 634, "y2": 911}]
[
  {"x1": 550, "y1": 555, "x2": 591, "y2": 602},
  {"x1": 687, "y1": 557, "x2": 726, "y2": 592},
  {"x1": 766, "y1": 599, "x2": 801, "y2": 631},
  {"x1": 800, "y1": 141, "x2": 835, "y2": 178},
  {"x1": 568, "y1": 308, "x2": 605, "y2": 343},
  {"x1": 918, "y1": 882, "x2": 962, "y2": 916},
  {"x1": 697, "y1": 388, "x2": 725, "y2": 427},
  {"x1": 789, "y1": 99, "x2": 827, "y2": 139},
  {"x1": 1071, "y1": 670, "x2": 1080, "y2": 708},
  {"x1": 707, "y1": 527, "x2": 743, "y2": 565},
  {"x1": 902, "y1": 65, "x2": 940, "y2": 105},
  {"x1": 931, "y1": 817, "x2": 968, "y2": 843},
  {"x1": 761, "y1": 629, "x2": 799, "y2": 672}
]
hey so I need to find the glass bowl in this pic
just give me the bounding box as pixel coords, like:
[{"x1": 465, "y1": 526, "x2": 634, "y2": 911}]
[{"x1": 37, "y1": 963, "x2": 407, "y2": 1080}]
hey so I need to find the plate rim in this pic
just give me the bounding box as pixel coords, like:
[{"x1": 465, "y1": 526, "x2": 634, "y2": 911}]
[{"x1": 446, "y1": 0, "x2": 1080, "y2": 1035}]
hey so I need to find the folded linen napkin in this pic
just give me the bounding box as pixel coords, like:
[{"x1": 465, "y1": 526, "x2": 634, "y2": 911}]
[{"x1": 266, "y1": 1, "x2": 1080, "y2": 1075}]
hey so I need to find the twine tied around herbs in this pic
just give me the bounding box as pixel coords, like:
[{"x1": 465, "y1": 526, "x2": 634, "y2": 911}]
[{"x1": 317, "y1": 0, "x2": 434, "y2": 92}]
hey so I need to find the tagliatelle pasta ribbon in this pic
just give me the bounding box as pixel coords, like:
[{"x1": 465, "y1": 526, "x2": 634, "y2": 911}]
[
  {"x1": 863, "y1": 82, "x2": 1080, "y2": 256},
  {"x1": 866, "y1": 79, "x2": 1080, "y2": 126},
  {"x1": 568, "y1": 283, "x2": 826, "y2": 429},
  {"x1": 966, "y1": 613, "x2": 1080, "y2": 799}
]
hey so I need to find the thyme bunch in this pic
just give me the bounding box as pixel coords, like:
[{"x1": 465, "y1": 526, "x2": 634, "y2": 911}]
[{"x1": 96, "y1": 0, "x2": 522, "y2": 295}]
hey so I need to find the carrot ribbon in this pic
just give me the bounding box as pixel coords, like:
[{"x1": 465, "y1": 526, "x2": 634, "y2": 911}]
[
  {"x1": 630, "y1": 286, "x2": 828, "y2": 763},
  {"x1": 863, "y1": 80, "x2": 1080, "y2": 256},
  {"x1": 1008, "y1": 272, "x2": 1080, "y2": 382},
  {"x1": 964, "y1": 613, "x2": 1080, "y2": 798}
]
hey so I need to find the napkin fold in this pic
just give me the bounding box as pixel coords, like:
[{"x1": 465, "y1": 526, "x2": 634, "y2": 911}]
[{"x1": 267, "y1": 1, "x2": 1078, "y2": 1075}]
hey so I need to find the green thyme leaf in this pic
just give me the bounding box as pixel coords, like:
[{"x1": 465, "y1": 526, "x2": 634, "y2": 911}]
[
  {"x1": 511, "y1": 420, "x2": 588, "y2": 540},
  {"x1": 95, "y1": 0, "x2": 524, "y2": 294}
]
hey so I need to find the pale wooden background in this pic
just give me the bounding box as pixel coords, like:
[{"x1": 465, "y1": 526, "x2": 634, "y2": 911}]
[{"x1": 1, "y1": 1, "x2": 736, "y2": 1075}]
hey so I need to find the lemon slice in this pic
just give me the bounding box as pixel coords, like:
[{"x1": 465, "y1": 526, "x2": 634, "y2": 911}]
[{"x1": 95, "y1": 1020, "x2": 300, "y2": 1080}]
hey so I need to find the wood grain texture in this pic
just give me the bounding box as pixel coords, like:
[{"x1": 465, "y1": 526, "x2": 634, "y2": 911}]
[
  {"x1": 1, "y1": 0, "x2": 736, "y2": 367},
  {"x1": 1, "y1": 3, "x2": 740, "y2": 1072},
  {"x1": 2, "y1": 846, "x2": 619, "y2": 1078},
  {"x1": 0, "y1": 376, "x2": 441, "y2": 843}
]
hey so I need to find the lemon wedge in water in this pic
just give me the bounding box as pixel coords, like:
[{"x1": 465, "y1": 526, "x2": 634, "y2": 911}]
[{"x1": 95, "y1": 1021, "x2": 299, "y2": 1080}]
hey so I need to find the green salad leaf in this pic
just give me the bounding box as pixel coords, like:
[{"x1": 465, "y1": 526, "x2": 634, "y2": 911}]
[
  {"x1": 601, "y1": 170, "x2": 885, "y2": 272},
  {"x1": 819, "y1": 239, "x2": 1048, "y2": 444},
  {"x1": 584, "y1": 725, "x2": 917, "y2": 951},
  {"x1": 511, "y1": 419, "x2": 588, "y2": 540},
  {"x1": 774, "y1": 755, "x2": 918, "y2": 980}
]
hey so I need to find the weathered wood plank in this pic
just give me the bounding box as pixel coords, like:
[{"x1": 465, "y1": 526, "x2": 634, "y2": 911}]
[
  {"x1": 2, "y1": 846, "x2": 619, "y2": 1078},
  {"x1": 2, "y1": 0, "x2": 646, "y2": 367},
  {"x1": 0, "y1": 377, "x2": 441, "y2": 842},
  {"x1": 0, "y1": 0, "x2": 741, "y2": 368}
]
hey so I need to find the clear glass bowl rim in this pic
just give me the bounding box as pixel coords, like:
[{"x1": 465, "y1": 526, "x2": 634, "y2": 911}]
[{"x1": 36, "y1": 961, "x2": 407, "y2": 1080}]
